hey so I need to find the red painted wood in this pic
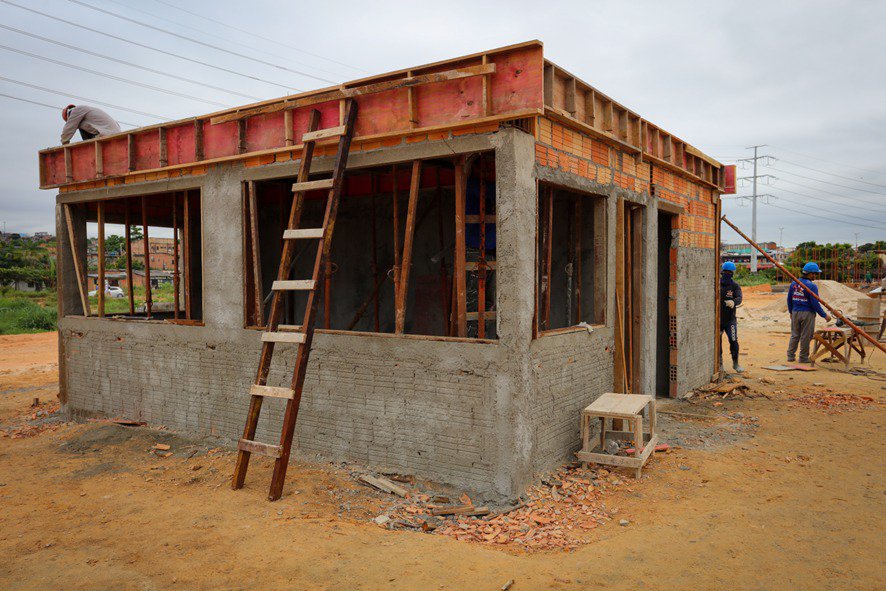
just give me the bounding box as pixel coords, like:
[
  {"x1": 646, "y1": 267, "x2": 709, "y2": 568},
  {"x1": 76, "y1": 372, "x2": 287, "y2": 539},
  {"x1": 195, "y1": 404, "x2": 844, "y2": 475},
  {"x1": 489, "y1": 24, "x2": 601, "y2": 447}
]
[
  {"x1": 166, "y1": 123, "x2": 196, "y2": 166},
  {"x1": 202, "y1": 119, "x2": 239, "y2": 160},
  {"x1": 246, "y1": 111, "x2": 286, "y2": 152},
  {"x1": 71, "y1": 142, "x2": 94, "y2": 182},
  {"x1": 102, "y1": 136, "x2": 129, "y2": 177},
  {"x1": 133, "y1": 131, "x2": 161, "y2": 171}
]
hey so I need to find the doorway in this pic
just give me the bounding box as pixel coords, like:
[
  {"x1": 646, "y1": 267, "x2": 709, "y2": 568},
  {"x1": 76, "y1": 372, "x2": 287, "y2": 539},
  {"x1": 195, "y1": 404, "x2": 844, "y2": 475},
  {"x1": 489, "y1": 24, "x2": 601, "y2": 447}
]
[
  {"x1": 656, "y1": 210, "x2": 676, "y2": 397},
  {"x1": 613, "y1": 199, "x2": 644, "y2": 393}
]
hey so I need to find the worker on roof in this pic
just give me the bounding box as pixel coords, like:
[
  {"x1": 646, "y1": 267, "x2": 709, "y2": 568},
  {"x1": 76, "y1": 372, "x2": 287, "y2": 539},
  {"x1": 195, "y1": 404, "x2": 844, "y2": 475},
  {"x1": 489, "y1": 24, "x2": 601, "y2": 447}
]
[
  {"x1": 719, "y1": 261, "x2": 744, "y2": 373},
  {"x1": 60, "y1": 104, "x2": 121, "y2": 145},
  {"x1": 786, "y1": 262, "x2": 832, "y2": 364}
]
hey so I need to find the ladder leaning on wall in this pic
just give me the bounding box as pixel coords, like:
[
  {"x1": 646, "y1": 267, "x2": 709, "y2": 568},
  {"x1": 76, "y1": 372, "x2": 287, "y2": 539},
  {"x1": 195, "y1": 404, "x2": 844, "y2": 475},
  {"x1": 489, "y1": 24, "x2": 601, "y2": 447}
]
[{"x1": 231, "y1": 99, "x2": 358, "y2": 501}]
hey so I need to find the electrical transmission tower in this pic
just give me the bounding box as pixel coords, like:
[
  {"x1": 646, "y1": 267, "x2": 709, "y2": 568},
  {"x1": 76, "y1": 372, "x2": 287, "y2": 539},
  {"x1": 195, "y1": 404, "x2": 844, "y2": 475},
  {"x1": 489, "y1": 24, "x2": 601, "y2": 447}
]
[{"x1": 737, "y1": 145, "x2": 775, "y2": 272}]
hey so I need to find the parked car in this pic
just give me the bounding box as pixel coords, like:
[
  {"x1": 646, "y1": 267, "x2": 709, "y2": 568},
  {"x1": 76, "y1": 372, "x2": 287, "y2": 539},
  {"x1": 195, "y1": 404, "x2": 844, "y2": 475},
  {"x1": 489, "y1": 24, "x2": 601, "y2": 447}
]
[{"x1": 88, "y1": 286, "x2": 125, "y2": 298}]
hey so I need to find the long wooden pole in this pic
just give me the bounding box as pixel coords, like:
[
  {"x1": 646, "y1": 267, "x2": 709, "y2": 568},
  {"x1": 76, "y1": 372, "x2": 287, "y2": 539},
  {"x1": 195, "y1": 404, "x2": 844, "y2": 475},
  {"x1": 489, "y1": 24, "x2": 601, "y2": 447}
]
[
  {"x1": 97, "y1": 201, "x2": 105, "y2": 318},
  {"x1": 124, "y1": 200, "x2": 135, "y2": 315},
  {"x1": 721, "y1": 216, "x2": 885, "y2": 355},
  {"x1": 396, "y1": 160, "x2": 422, "y2": 333},
  {"x1": 172, "y1": 192, "x2": 181, "y2": 321},
  {"x1": 247, "y1": 182, "x2": 262, "y2": 325},
  {"x1": 63, "y1": 204, "x2": 90, "y2": 316},
  {"x1": 140, "y1": 196, "x2": 152, "y2": 318}
]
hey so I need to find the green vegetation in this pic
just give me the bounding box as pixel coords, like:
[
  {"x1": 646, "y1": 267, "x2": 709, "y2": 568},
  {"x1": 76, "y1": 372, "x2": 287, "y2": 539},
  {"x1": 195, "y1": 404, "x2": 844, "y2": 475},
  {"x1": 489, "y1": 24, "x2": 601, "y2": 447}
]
[
  {"x1": 0, "y1": 289, "x2": 57, "y2": 334},
  {"x1": 89, "y1": 282, "x2": 176, "y2": 314},
  {"x1": 0, "y1": 236, "x2": 55, "y2": 290},
  {"x1": 733, "y1": 266, "x2": 777, "y2": 287}
]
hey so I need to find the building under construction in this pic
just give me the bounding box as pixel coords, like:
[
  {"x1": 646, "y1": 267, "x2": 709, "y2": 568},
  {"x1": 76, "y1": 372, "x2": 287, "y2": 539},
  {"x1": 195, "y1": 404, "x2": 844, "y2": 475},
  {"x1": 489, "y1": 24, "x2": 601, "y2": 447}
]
[{"x1": 41, "y1": 41, "x2": 733, "y2": 498}]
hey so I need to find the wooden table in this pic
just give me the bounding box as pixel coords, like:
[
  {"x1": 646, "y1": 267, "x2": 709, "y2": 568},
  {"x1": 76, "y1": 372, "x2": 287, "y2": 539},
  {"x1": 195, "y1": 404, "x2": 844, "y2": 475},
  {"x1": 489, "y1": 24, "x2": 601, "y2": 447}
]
[
  {"x1": 810, "y1": 327, "x2": 866, "y2": 368},
  {"x1": 575, "y1": 393, "x2": 657, "y2": 478}
]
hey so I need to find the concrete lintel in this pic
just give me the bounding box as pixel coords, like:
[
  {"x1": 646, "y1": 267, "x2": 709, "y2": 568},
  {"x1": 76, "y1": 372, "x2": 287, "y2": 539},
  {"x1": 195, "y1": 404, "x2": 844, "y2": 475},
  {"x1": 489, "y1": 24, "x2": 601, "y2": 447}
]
[
  {"x1": 56, "y1": 175, "x2": 205, "y2": 205},
  {"x1": 242, "y1": 133, "x2": 498, "y2": 182}
]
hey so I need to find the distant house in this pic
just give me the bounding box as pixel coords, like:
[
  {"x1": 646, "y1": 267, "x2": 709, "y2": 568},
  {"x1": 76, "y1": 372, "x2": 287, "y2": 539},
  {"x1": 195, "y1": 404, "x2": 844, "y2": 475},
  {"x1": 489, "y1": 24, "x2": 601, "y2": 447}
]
[{"x1": 87, "y1": 270, "x2": 175, "y2": 291}]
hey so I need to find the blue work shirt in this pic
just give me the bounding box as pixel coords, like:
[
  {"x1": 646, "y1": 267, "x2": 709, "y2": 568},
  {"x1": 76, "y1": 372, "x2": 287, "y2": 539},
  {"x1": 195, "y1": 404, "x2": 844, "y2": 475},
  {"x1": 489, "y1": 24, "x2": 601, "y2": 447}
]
[{"x1": 787, "y1": 278, "x2": 827, "y2": 318}]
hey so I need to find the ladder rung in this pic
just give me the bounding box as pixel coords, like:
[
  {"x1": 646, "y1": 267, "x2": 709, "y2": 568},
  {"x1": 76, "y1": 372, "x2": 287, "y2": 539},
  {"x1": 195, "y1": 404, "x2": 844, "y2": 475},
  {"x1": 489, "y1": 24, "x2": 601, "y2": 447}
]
[
  {"x1": 272, "y1": 280, "x2": 316, "y2": 291},
  {"x1": 292, "y1": 179, "x2": 334, "y2": 193},
  {"x1": 262, "y1": 331, "x2": 306, "y2": 344},
  {"x1": 465, "y1": 215, "x2": 496, "y2": 224},
  {"x1": 283, "y1": 228, "x2": 324, "y2": 240},
  {"x1": 277, "y1": 324, "x2": 302, "y2": 332},
  {"x1": 466, "y1": 261, "x2": 496, "y2": 271},
  {"x1": 302, "y1": 125, "x2": 347, "y2": 142},
  {"x1": 466, "y1": 311, "x2": 497, "y2": 321},
  {"x1": 250, "y1": 384, "x2": 295, "y2": 399},
  {"x1": 238, "y1": 438, "x2": 283, "y2": 458}
]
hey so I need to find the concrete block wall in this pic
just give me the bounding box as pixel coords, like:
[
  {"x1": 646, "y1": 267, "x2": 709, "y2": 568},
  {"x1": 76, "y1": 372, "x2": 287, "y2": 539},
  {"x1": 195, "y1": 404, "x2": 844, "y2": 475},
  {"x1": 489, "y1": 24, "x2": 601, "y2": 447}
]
[
  {"x1": 676, "y1": 247, "x2": 717, "y2": 393},
  {"x1": 529, "y1": 328, "x2": 614, "y2": 473}
]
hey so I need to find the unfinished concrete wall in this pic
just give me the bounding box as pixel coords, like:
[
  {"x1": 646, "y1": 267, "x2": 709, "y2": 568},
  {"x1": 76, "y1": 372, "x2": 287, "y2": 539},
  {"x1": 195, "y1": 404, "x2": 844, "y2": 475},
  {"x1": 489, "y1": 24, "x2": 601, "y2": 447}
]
[
  {"x1": 676, "y1": 246, "x2": 716, "y2": 394},
  {"x1": 529, "y1": 327, "x2": 614, "y2": 473}
]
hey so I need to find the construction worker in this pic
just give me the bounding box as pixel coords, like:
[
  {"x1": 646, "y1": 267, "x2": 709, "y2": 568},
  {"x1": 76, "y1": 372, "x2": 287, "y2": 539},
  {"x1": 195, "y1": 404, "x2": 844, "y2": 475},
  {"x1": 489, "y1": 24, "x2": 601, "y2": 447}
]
[
  {"x1": 720, "y1": 261, "x2": 744, "y2": 373},
  {"x1": 60, "y1": 104, "x2": 121, "y2": 145},
  {"x1": 787, "y1": 262, "x2": 832, "y2": 363}
]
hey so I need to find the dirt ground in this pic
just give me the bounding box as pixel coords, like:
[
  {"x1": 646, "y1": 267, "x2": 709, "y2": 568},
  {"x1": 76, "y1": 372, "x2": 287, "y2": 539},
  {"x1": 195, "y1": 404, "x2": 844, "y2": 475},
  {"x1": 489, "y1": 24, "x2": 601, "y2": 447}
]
[{"x1": 1, "y1": 294, "x2": 884, "y2": 591}]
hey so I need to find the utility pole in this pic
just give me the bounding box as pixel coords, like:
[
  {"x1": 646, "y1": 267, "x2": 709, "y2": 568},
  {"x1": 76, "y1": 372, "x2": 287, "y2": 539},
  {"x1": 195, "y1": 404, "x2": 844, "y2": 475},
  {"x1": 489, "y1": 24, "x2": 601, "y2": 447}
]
[{"x1": 736, "y1": 145, "x2": 774, "y2": 273}]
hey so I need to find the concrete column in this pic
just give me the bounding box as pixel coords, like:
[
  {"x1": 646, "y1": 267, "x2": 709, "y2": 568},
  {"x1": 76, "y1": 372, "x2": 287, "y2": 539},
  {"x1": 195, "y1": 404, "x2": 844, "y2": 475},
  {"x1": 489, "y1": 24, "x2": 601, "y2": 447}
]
[
  {"x1": 200, "y1": 166, "x2": 245, "y2": 329},
  {"x1": 490, "y1": 127, "x2": 537, "y2": 497},
  {"x1": 56, "y1": 200, "x2": 86, "y2": 317},
  {"x1": 640, "y1": 201, "x2": 658, "y2": 396}
]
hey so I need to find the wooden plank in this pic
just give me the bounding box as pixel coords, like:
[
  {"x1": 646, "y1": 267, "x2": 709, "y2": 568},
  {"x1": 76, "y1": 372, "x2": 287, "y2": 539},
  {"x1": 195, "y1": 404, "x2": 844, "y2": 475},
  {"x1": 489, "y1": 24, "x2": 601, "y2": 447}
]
[
  {"x1": 261, "y1": 331, "x2": 306, "y2": 344},
  {"x1": 283, "y1": 228, "x2": 324, "y2": 239},
  {"x1": 357, "y1": 474, "x2": 409, "y2": 497},
  {"x1": 430, "y1": 505, "x2": 490, "y2": 517},
  {"x1": 292, "y1": 179, "x2": 334, "y2": 193},
  {"x1": 248, "y1": 181, "x2": 263, "y2": 325},
  {"x1": 141, "y1": 196, "x2": 152, "y2": 318},
  {"x1": 407, "y1": 70, "x2": 417, "y2": 129},
  {"x1": 302, "y1": 125, "x2": 347, "y2": 142},
  {"x1": 238, "y1": 119, "x2": 247, "y2": 154},
  {"x1": 396, "y1": 160, "x2": 421, "y2": 333},
  {"x1": 94, "y1": 141, "x2": 103, "y2": 178},
  {"x1": 210, "y1": 63, "x2": 497, "y2": 125},
  {"x1": 466, "y1": 311, "x2": 496, "y2": 321},
  {"x1": 97, "y1": 201, "x2": 105, "y2": 318},
  {"x1": 127, "y1": 134, "x2": 135, "y2": 172},
  {"x1": 63, "y1": 204, "x2": 90, "y2": 316},
  {"x1": 465, "y1": 214, "x2": 496, "y2": 224},
  {"x1": 159, "y1": 127, "x2": 168, "y2": 167},
  {"x1": 124, "y1": 201, "x2": 135, "y2": 315},
  {"x1": 283, "y1": 109, "x2": 294, "y2": 146},
  {"x1": 237, "y1": 438, "x2": 282, "y2": 458},
  {"x1": 454, "y1": 156, "x2": 467, "y2": 337},
  {"x1": 250, "y1": 384, "x2": 294, "y2": 399},
  {"x1": 565, "y1": 77, "x2": 577, "y2": 115},
  {"x1": 272, "y1": 280, "x2": 316, "y2": 291},
  {"x1": 173, "y1": 192, "x2": 180, "y2": 320},
  {"x1": 194, "y1": 119, "x2": 204, "y2": 161},
  {"x1": 614, "y1": 198, "x2": 625, "y2": 392},
  {"x1": 64, "y1": 146, "x2": 72, "y2": 183}
]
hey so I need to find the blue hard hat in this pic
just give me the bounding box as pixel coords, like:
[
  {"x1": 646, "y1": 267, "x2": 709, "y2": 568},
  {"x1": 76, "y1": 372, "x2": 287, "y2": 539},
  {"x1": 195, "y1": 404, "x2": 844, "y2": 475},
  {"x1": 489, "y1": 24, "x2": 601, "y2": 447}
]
[
  {"x1": 722, "y1": 261, "x2": 736, "y2": 272},
  {"x1": 802, "y1": 262, "x2": 822, "y2": 274}
]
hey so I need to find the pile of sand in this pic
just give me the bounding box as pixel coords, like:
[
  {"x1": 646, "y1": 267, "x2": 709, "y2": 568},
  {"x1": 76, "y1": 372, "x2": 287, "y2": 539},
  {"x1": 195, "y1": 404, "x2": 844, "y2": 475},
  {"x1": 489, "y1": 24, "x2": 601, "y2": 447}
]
[{"x1": 759, "y1": 280, "x2": 867, "y2": 316}]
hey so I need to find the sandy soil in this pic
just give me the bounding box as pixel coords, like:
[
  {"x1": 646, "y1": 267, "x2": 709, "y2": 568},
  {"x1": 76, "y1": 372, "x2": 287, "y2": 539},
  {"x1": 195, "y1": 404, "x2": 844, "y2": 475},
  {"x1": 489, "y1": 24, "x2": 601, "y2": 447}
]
[{"x1": 1, "y1": 300, "x2": 884, "y2": 590}]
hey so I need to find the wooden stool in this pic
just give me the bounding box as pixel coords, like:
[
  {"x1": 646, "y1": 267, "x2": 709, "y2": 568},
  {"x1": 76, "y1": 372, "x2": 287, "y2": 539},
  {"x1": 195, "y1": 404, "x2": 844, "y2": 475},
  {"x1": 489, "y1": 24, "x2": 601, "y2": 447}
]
[{"x1": 575, "y1": 393, "x2": 657, "y2": 478}]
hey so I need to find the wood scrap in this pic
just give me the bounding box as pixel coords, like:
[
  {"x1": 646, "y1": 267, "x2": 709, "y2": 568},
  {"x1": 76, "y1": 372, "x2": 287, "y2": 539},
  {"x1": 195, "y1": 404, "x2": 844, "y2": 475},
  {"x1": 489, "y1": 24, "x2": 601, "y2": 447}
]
[
  {"x1": 430, "y1": 505, "x2": 489, "y2": 517},
  {"x1": 152, "y1": 443, "x2": 171, "y2": 451},
  {"x1": 357, "y1": 474, "x2": 408, "y2": 497}
]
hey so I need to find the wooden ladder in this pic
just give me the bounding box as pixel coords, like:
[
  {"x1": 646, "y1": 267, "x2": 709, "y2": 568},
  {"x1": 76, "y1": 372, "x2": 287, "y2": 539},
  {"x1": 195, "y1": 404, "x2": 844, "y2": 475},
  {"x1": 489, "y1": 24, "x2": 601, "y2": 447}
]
[{"x1": 232, "y1": 99, "x2": 357, "y2": 501}]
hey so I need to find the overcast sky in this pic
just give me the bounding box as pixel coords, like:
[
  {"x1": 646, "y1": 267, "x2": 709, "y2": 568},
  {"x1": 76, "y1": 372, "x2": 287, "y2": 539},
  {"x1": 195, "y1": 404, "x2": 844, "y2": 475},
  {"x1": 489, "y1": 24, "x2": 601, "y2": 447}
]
[{"x1": 1, "y1": 0, "x2": 884, "y2": 246}]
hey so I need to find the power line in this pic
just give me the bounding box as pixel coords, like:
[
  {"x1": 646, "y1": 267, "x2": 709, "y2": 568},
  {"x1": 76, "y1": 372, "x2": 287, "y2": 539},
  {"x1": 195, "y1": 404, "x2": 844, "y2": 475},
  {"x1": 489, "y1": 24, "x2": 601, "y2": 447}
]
[
  {"x1": 0, "y1": 23, "x2": 262, "y2": 102},
  {"x1": 775, "y1": 157, "x2": 886, "y2": 190},
  {"x1": 0, "y1": 76, "x2": 170, "y2": 120},
  {"x1": 100, "y1": 0, "x2": 349, "y2": 81},
  {"x1": 772, "y1": 145, "x2": 886, "y2": 178},
  {"x1": 149, "y1": 0, "x2": 368, "y2": 75},
  {"x1": 0, "y1": 0, "x2": 297, "y2": 92},
  {"x1": 0, "y1": 92, "x2": 140, "y2": 127},
  {"x1": 773, "y1": 176, "x2": 885, "y2": 206},
  {"x1": 767, "y1": 166, "x2": 886, "y2": 196},
  {"x1": 68, "y1": 0, "x2": 335, "y2": 86},
  {"x1": 753, "y1": 201, "x2": 886, "y2": 231},
  {"x1": 764, "y1": 193, "x2": 886, "y2": 225},
  {"x1": 774, "y1": 185, "x2": 886, "y2": 214},
  {"x1": 0, "y1": 44, "x2": 232, "y2": 108}
]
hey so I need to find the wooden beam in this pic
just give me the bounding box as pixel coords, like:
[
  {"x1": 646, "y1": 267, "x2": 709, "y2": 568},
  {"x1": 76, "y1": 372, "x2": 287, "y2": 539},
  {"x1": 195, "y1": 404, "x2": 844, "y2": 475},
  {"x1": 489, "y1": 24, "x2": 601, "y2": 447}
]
[
  {"x1": 63, "y1": 204, "x2": 90, "y2": 316},
  {"x1": 194, "y1": 119, "x2": 204, "y2": 161},
  {"x1": 124, "y1": 200, "x2": 134, "y2": 315},
  {"x1": 247, "y1": 181, "x2": 263, "y2": 325},
  {"x1": 454, "y1": 156, "x2": 467, "y2": 337},
  {"x1": 210, "y1": 64, "x2": 497, "y2": 125},
  {"x1": 238, "y1": 119, "x2": 247, "y2": 154},
  {"x1": 159, "y1": 127, "x2": 168, "y2": 167},
  {"x1": 140, "y1": 196, "x2": 152, "y2": 318},
  {"x1": 565, "y1": 77, "x2": 577, "y2": 116},
  {"x1": 396, "y1": 160, "x2": 421, "y2": 333},
  {"x1": 406, "y1": 70, "x2": 417, "y2": 129},
  {"x1": 183, "y1": 191, "x2": 192, "y2": 320},
  {"x1": 97, "y1": 201, "x2": 105, "y2": 318},
  {"x1": 614, "y1": 198, "x2": 626, "y2": 392},
  {"x1": 172, "y1": 192, "x2": 180, "y2": 321},
  {"x1": 64, "y1": 147, "x2": 72, "y2": 183},
  {"x1": 481, "y1": 55, "x2": 491, "y2": 117},
  {"x1": 284, "y1": 109, "x2": 294, "y2": 146},
  {"x1": 94, "y1": 141, "x2": 103, "y2": 178},
  {"x1": 127, "y1": 134, "x2": 135, "y2": 172}
]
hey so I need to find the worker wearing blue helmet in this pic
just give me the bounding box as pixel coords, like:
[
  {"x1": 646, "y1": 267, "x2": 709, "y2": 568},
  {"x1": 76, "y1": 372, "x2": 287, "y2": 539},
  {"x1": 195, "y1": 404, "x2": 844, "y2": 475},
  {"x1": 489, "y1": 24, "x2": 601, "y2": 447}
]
[
  {"x1": 720, "y1": 261, "x2": 744, "y2": 373},
  {"x1": 786, "y1": 262, "x2": 832, "y2": 363}
]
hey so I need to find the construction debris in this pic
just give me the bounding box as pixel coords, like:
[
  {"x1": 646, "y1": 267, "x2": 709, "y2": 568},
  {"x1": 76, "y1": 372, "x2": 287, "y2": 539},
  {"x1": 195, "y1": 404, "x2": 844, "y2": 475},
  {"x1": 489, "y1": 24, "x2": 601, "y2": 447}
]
[
  {"x1": 790, "y1": 392, "x2": 876, "y2": 413},
  {"x1": 357, "y1": 474, "x2": 409, "y2": 497}
]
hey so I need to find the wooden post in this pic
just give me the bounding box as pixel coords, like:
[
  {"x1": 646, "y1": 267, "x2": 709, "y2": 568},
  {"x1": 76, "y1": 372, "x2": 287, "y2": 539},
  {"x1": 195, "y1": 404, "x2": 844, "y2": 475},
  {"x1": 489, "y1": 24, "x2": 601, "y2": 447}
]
[
  {"x1": 127, "y1": 134, "x2": 135, "y2": 172},
  {"x1": 284, "y1": 109, "x2": 294, "y2": 146},
  {"x1": 194, "y1": 119, "x2": 204, "y2": 161},
  {"x1": 172, "y1": 192, "x2": 181, "y2": 320},
  {"x1": 247, "y1": 181, "x2": 263, "y2": 325},
  {"x1": 159, "y1": 127, "x2": 168, "y2": 167},
  {"x1": 625, "y1": 205, "x2": 633, "y2": 392},
  {"x1": 124, "y1": 200, "x2": 135, "y2": 315},
  {"x1": 454, "y1": 156, "x2": 467, "y2": 337},
  {"x1": 396, "y1": 160, "x2": 421, "y2": 333},
  {"x1": 64, "y1": 146, "x2": 72, "y2": 183},
  {"x1": 614, "y1": 198, "x2": 626, "y2": 392},
  {"x1": 63, "y1": 204, "x2": 90, "y2": 316},
  {"x1": 183, "y1": 191, "x2": 192, "y2": 320},
  {"x1": 573, "y1": 196, "x2": 582, "y2": 323},
  {"x1": 540, "y1": 186, "x2": 553, "y2": 330},
  {"x1": 97, "y1": 201, "x2": 105, "y2": 317},
  {"x1": 630, "y1": 206, "x2": 643, "y2": 390},
  {"x1": 392, "y1": 165, "x2": 401, "y2": 311},
  {"x1": 94, "y1": 141, "x2": 103, "y2": 178},
  {"x1": 477, "y1": 159, "x2": 487, "y2": 338},
  {"x1": 141, "y1": 196, "x2": 152, "y2": 318}
]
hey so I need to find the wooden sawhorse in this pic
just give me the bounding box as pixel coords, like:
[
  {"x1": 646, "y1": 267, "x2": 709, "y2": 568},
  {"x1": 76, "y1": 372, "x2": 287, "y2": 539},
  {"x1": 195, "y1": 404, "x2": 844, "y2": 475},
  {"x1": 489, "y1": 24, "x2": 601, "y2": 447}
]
[{"x1": 810, "y1": 327, "x2": 866, "y2": 368}]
